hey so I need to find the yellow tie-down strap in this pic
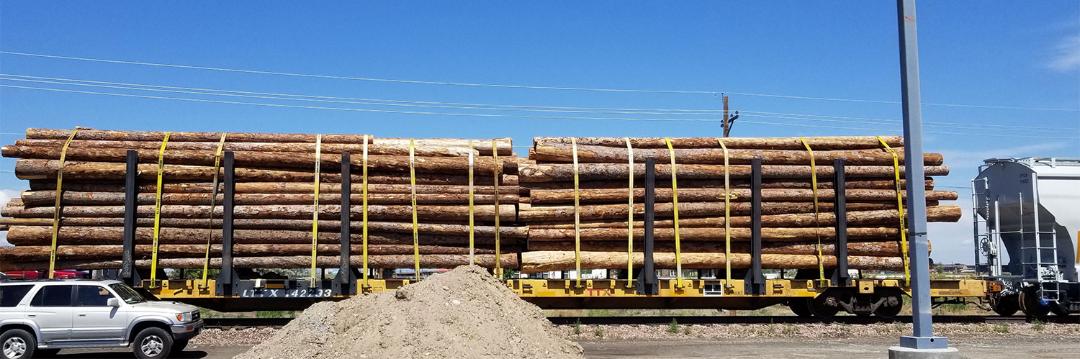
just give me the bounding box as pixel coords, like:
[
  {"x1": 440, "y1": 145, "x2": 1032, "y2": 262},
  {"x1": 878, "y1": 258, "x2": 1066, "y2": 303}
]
[
  {"x1": 625, "y1": 138, "x2": 634, "y2": 286},
  {"x1": 799, "y1": 138, "x2": 826, "y2": 282},
  {"x1": 571, "y1": 138, "x2": 582, "y2": 288},
  {"x1": 467, "y1": 141, "x2": 476, "y2": 266},
  {"x1": 150, "y1": 132, "x2": 172, "y2": 288},
  {"x1": 309, "y1": 135, "x2": 323, "y2": 287},
  {"x1": 877, "y1": 136, "x2": 910, "y2": 283},
  {"x1": 491, "y1": 140, "x2": 502, "y2": 278},
  {"x1": 361, "y1": 135, "x2": 371, "y2": 287},
  {"x1": 47, "y1": 128, "x2": 80, "y2": 279},
  {"x1": 664, "y1": 138, "x2": 685, "y2": 288},
  {"x1": 201, "y1": 133, "x2": 227, "y2": 289},
  {"x1": 717, "y1": 138, "x2": 733, "y2": 285},
  {"x1": 409, "y1": 140, "x2": 421, "y2": 281}
]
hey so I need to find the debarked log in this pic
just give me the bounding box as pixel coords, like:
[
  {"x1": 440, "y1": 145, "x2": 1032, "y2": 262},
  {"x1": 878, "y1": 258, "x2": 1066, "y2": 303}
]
[{"x1": 518, "y1": 251, "x2": 901, "y2": 272}]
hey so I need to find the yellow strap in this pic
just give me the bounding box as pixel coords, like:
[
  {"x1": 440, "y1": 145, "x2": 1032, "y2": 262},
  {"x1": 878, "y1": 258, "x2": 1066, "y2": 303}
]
[
  {"x1": 467, "y1": 141, "x2": 476, "y2": 266},
  {"x1": 309, "y1": 134, "x2": 322, "y2": 287},
  {"x1": 149, "y1": 132, "x2": 171, "y2": 288},
  {"x1": 718, "y1": 138, "x2": 732, "y2": 284},
  {"x1": 664, "y1": 138, "x2": 684, "y2": 287},
  {"x1": 47, "y1": 128, "x2": 80, "y2": 279},
  {"x1": 409, "y1": 139, "x2": 420, "y2": 281},
  {"x1": 877, "y1": 136, "x2": 910, "y2": 283},
  {"x1": 201, "y1": 133, "x2": 227, "y2": 288},
  {"x1": 625, "y1": 138, "x2": 634, "y2": 286},
  {"x1": 491, "y1": 140, "x2": 502, "y2": 277},
  {"x1": 571, "y1": 138, "x2": 582, "y2": 288},
  {"x1": 361, "y1": 135, "x2": 370, "y2": 287},
  {"x1": 799, "y1": 138, "x2": 826, "y2": 281}
]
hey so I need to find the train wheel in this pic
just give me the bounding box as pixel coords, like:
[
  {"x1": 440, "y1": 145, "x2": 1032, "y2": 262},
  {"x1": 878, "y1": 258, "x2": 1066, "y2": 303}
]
[
  {"x1": 874, "y1": 293, "x2": 904, "y2": 319},
  {"x1": 990, "y1": 293, "x2": 1019, "y2": 317},
  {"x1": 1049, "y1": 303, "x2": 1071, "y2": 317},
  {"x1": 789, "y1": 299, "x2": 814, "y2": 317},
  {"x1": 1019, "y1": 290, "x2": 1050, "y2": 319},
  {"x1": 810, "y1": 296, "x2": 839, "y2": 318}
]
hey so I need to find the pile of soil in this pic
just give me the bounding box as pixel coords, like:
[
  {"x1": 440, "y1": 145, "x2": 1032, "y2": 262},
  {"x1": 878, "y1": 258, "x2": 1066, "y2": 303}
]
[{"x1": 236, "y1": 266, "x2": 583, "y2": 359}]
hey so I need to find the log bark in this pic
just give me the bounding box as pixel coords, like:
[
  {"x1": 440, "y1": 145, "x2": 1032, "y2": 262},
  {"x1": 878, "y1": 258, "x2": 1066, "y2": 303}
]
[
  {"x1": 0, "y1": 254, "x2": 519, "y2": 270},
  {"x1": 526, "y1": 226, "x2": 901, "y2": 242},
  {"x1": 534, "y1": 136, "x2": 903, "y2": 150},
  {"x1": 4, "y1": 226, "x2": 521, "y2": 246},
  {"x1": 519, "y1": 251, "x2": 901, "y2": 272},
  {"x1": 2, "y1": 203, "x2": 518, "y2": 222},
  {"x1": 531, "y1": 143, "x2": 941, "y2": 166},
  {"x1": 527, "y1": 188, "x2": 956, "y2": 205},
  {"x1": 27, "y1": 181, "x2": 513, "y2": 195},
  {"x1": 19, "y1": 190, "x2": 517, "y2": 207},
  {"x1": 524, "y1": 205, "x2": 961, "y2": 229},
  {"x1": 2, "y1": 145, "x2": 515, "y2": 173},
  {"x1": 14, "y1": 139, "x2": 497, "y2": 157},
  {"x1": 518, "y1": 163, "x2": 947, "y2": 182},
  {"x1": 0, "y1": 244, "x2": 493, "y2": 260},
  {"x1": 526, "y1": 241, "x2": 905, "y2": 256},
  {"x1": 516, "y1": 201, "x2": 901, "y2": 222}
]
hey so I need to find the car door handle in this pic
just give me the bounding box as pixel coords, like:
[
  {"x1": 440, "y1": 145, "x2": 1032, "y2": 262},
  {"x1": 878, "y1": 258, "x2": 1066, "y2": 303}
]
[
  {"x1": 77, "y1": 314, "x2": 87, "y2": 317},
  {"x1": 26, "y1": 315, "x2": 35, "y2": 318}
]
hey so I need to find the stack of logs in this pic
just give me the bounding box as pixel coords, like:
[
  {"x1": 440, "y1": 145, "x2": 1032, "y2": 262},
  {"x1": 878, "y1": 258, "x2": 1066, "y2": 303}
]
[
  {"x1": 515, "y1": 136, "x2": 960, "y2": 273},
  {"x1": 0, "y1": 128, "x2": 521, "y2": 270}
]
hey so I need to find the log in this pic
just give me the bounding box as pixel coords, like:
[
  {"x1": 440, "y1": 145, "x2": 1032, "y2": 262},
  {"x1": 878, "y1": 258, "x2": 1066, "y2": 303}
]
[
  {"x1": 518, "y1": 163, "x2": 948, "y2": 182},
  {"x1": 524, "y1": 206, "x2": 962, "y2": 229},
  {"x1": 4, "y1": 226, "x2": 521, "y2": 246},
  {"x1": 0, "y1": 254, "x2": 519, "y2": 270},
  {"x1": 519, "y1": 251, "x2": 901, "y2": 272},
  {"x1": 2, "y1": 203, "x2": 518, "y2": 222},
  {"x1": 522, "y1": 178, "x2": 934, "y2": 190},
  {"x1": 526, "y1": 241, "x2": 905, "y2": 257},
  {"x1": 1, "y1": 145, "x2": 515, "y2": 173},
  {"x1": 531, "y1": 143, "x2": 941, "y2": 166},
  {"x1": 0, "y1": 244, "x2": 493, "y2": 260},
  {"x1": 527, "y1": 188, "x2": 957, "y2": 205},
  {"x1": 526, "y1": 226, "x2": 901, "y2": 242},
  {"x1": 27, "y1": 181, "x2": 514, "y2": 195},
  {"x1": 14, "y1": 139, "x2": 495, "y2": 157},
  {"x1": 516, "y1": 201, "x2": 901, "y2": 222},
  {"x1": 0, "y1": 217, "x2": 529, "y2": 238},
  {"x1": 534, "y1": 136, "x2": 903, "y2": 150},
  {"x1": 19, "y1": 190, "x2": 518, "y2": 207}
]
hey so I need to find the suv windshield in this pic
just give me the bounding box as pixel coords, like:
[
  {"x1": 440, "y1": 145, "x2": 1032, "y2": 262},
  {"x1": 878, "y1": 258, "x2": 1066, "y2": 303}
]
[{"x1": 109, "y1": 283, "x2": 146, "y2": 304}]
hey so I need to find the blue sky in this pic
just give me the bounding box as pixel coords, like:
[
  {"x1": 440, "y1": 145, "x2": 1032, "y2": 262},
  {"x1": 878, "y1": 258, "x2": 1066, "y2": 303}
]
[{"x1": 1, "y1": 1, "x2": 1078, "y2": 263}]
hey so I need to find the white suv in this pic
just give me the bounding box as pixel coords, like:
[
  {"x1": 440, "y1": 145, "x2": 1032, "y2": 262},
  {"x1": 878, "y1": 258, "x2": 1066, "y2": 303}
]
[{"x1": 0, "y1": 280, "x2": 203, "y2": 359}]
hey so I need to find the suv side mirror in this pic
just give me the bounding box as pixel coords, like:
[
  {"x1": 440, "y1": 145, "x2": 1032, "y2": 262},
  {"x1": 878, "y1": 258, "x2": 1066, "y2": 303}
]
[{"x1": 107, "y1": 298, "x2": 120, "y2": 307}]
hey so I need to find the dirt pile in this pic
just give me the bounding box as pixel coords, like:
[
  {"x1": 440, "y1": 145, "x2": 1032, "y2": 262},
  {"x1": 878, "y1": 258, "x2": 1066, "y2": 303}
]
[{"x1": 236, "y1": 265, "x2": 583, "y2": 359}]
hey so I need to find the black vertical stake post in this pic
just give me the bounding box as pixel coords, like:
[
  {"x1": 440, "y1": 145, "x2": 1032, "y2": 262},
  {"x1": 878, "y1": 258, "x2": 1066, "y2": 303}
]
[
  {"x1": 832, "y1": 159, "x2": 850, "y2": 286},
  {"x1": 120, "y1": 150, "x2": 141, "y2": 286},
  {"x1": 216, "y1": 151, "x2": 240, "y2": 296},
  {"x1": 636, "y1": 158, "x2": 658, "y2": 295},
  {"x1": 745, "y1": 158, "x2": 765, "y2": 295},
  {"x1": 334, "y1": 152, "x2": 359, "y2": 295}
]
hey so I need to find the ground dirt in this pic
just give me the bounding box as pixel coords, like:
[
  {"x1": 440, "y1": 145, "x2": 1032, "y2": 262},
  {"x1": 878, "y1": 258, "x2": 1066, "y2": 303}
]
[{"x1": 234, "y1": 265, "x2": 583, "y2": 359}]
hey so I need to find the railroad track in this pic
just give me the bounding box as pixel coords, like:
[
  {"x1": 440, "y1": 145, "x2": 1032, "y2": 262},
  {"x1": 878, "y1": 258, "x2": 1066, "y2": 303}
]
[{"x1": 204, "y1": 315, "x2": 1079, "y2": 329}]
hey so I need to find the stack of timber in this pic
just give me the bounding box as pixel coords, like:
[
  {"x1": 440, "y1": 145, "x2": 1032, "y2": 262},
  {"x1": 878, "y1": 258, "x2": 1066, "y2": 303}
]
[
  {"x1": 516, "y1": 136, "x2": 960, "y2": 273},
  {"x1": 0, "y1": 128, "x2": 521, "y2": 271}
]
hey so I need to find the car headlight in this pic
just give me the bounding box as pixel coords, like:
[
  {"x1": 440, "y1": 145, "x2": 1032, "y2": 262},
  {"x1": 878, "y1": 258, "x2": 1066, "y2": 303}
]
[{"x1": 175, "y1": 312, "x2": 194, "y2": 322}]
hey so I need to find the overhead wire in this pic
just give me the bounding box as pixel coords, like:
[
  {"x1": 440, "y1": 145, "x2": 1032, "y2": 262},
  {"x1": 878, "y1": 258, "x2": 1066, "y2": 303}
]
[
  {"x1": 1, "y1": 73, "x2": 1073, "y2": 137},
  {"x1": 3, "y1": 50, "x2": 1077, "y2": 112}
]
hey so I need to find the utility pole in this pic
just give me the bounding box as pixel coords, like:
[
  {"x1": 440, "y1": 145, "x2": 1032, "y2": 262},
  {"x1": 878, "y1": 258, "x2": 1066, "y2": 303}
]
[
  {"x1": 889, "y1": 0, "x2": 957, "y2": 357},
  {"x1": 721, "y1": 95, "x2": 739, "y2": 137}
]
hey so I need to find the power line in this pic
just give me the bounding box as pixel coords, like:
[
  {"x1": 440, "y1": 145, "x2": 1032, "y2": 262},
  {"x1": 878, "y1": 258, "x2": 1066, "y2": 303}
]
[
  {"x1": 0, "y1": 73, "x2": 722, "y2": 115},
  {"x1": 3, "y1": 73, "x2": 1071, "y2": 135},
  {"x1": 4, "y1": 50, "x2": 1077, "y2": 112}
]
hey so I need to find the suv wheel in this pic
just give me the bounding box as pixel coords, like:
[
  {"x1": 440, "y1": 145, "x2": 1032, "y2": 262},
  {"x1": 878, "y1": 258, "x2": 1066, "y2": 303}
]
[
  {"x1": 0, "y1": 329, "x2": 35, "y2": 359},
  {"x1": 132, "y1": 327, "x2": 173, "y2": 359}
]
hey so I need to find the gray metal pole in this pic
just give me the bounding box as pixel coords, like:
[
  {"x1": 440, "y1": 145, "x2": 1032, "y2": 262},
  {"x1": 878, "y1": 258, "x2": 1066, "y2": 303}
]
[{"x1": 897, "y1": 0, "x2": 947, "y2": 350}]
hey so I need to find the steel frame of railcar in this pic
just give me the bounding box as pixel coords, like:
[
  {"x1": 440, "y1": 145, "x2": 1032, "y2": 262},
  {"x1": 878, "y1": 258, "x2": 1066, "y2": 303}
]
[{"x1": 103, "y1": 150, "x2": 991, "y2": 315}]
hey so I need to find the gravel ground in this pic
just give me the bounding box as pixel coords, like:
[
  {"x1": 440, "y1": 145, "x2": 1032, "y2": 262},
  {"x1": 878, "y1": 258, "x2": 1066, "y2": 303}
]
[{"x1": 192, "y1": 322, "x2": 1080, "y2": 346}]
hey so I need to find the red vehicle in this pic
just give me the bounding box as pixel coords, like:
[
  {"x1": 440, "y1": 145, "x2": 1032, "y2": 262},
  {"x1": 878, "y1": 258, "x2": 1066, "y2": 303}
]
[{"x1": 0, "y1": 269, "x2": 86, "y2": 280}]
